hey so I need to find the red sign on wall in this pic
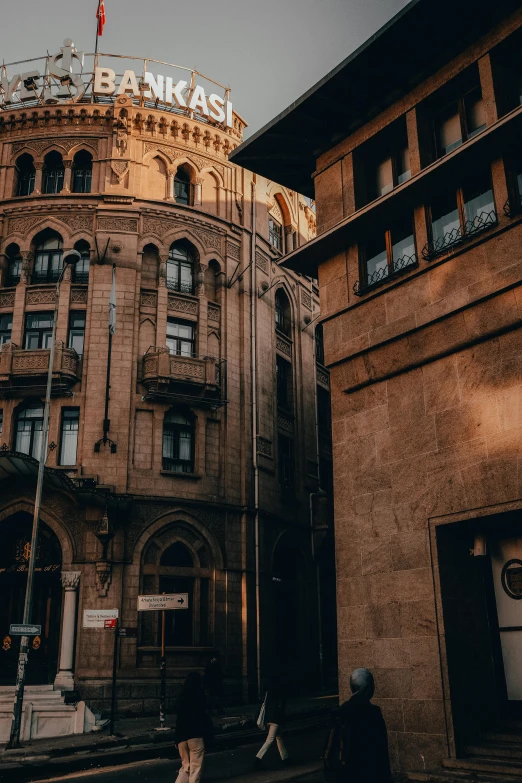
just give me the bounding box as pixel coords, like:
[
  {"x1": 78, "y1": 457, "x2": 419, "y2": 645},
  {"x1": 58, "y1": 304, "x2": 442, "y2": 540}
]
[{"x1": 104, "y1": 618, "x2": 117, "y2": 629}]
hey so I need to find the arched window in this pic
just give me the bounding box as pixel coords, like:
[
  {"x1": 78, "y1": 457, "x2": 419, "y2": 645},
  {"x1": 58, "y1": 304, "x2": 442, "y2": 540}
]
[
  {"x1": 73, "y1": 240, "x2": 90, "y2": 284},
  {"x1": 15, "y1": 154, "x2": 35, "y2": 197},
  {"x1": 167, "y1": 241, "x2": 195, "y2": 294},
  {"x1": 315, "y1": 324, "x2": 325, "y2": 365},
  {"x1": 6, "y1": 244, "x2": 22, "y2": 286},
  {"x1": 72, "y1": 150, "x2": 92, "y2": 193},
  {"x1": 14, "y1": 401, "x2": 44, "y2": 459},
  {"x1": 174, "y1": 167, "x2": 191, "y2": 205},
  {"x1": 42, "y1": 151, "x2": 64, "y2": 194},
  {"x1": 162, "y1": 409, "x2": 195, "y2": 473},
  {"x1": 141, "y1": 531, "x2": 212, "y2": 648},
  {"x1": 275, "y1": 289, "x2": 291, "y2": 335},
  {"x1": 269, "y1": 214, "x2": 283, "y2": 252},
  {"x1": 32, "y1": 230, "x2": 63, "y2": 283}
]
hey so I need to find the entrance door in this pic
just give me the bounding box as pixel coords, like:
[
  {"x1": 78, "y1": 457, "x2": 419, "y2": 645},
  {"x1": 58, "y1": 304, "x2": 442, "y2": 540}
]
[
  {"x1": 490, "y1": 538, "x2": 522, "y2": 713},
  {"x1": 0, "y1": 513, "x2": 62, "y2": 685}
]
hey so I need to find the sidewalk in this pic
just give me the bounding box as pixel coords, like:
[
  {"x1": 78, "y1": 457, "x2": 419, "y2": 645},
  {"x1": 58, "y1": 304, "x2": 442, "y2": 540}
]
[{"x1": 0, "y1": 693, "x2": 337, "y2": 781}]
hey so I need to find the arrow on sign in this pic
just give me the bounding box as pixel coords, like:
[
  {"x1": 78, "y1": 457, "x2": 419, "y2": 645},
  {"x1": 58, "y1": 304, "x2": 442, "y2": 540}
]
[{"x1": 177, "y1": 597, "x2": 184, "y2": 605}]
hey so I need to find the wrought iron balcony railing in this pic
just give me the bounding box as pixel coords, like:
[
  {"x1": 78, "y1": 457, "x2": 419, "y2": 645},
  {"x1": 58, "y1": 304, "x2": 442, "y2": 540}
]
[
  {"x1": 504, "y1": 195, "x2": 522, "y2": 219},
  {"x1": 31, "y1": 270, "x2": 62, "y2": 284},
  {"x1": 0, "y1": 342, "x2": 80, "y2": 396},
  {"x1": 166, "y1": 280, "x2": 194, "y2": 295},
  {"x1": 72, "y1": 271, "x2": 90, "y2": 285},
  {"x1": 353, "y1": 252, "x2": 418, "y2": 296},
  {"x1": 141, "y1": 347, "x2": 225, "y2": 407},
  {"x1": 422, "y1": 210, "x2": 497, "y2": 261}
]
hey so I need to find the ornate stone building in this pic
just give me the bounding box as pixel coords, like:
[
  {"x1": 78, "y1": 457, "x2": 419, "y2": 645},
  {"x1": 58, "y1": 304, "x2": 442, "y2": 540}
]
[{"x1": 0, "y1": 46, "x2": 335, "y2": 718}]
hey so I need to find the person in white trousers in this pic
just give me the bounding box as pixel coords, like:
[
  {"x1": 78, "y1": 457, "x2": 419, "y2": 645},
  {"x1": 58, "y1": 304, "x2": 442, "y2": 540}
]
[
  {"x1": 255, "y1": 676, "x2": 288, "y2": 768},
  {"x1": 174, "y1": 672, "x2": 212, "y2": 783}
]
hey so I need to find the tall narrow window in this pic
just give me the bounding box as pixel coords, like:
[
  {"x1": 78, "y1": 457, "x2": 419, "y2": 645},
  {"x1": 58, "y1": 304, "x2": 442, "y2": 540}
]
[
  {"x1": 32, "y1": 232, "x2": 63, "y2": 283},
  {"x1": 358, "y1": 216, "x2": 416, "y2": 293},
  {"x1": 166, "y1": 318, "x2": 195, "y2": 357},
  {"x1": 174, "y1": 167, "x2": 191, "y2": 205},
  {"x1": 68, "y1": 312, "x2": 86, "y2": 356},
  {"x1": 269, "y1": 216, "x2": 283, "y2": 252},
  {"x1": 15, "y1": 154, "x2": 35, "y2": 197},
  {"x1": 59, "y1": 408, "x2": 79, "y2": 466},
  {"x1": 425, "y1": 170, "x2": 496, "y2": 259},
  {"x1": 276, "y1": 355, "x2": 292, "y2": 413},
  {"x1": 162, "y1": 409, "x2": 195, "y2": 473},
  {"x1": 371, "y1": 144, "x2": 410, "y2": 200},
  {"x1": 0, "y1": 410, "x2": 3, "y2": 439},
  {"x1": 73, "y1": 240, "x2": 90, "y2": 284},
  {"x1": 278, "y1": 435, "x2": 294, "y2": 489},
  {"x1": 315, "y1": 324, "x2": 325, "y2": 366},
  {"x1": 0, "y1": 314, "x2": 12, "y2": 347},
  {"x1": 435, "y1": 85, "x2": 486, "y2": 158},
  {"x1": 359, "y1": 120, "x2": 411, "y2": 205},
  {"x1": 6, "y1": 245, "x2": 22, "y2": 286},
  {"x1": 24, "y1": 312, "x2": 54, "y2": 349},
  {"x1": 42, "y1": 151, "x2": 64, "y2": 194},
  {"x1": 72, "y1": 150, "x2": 92, "y2": 193},
  {"x1": 275, "y1": 289, "x2": 291, "y2": 335},
  {"x1": 15, "y1": 402, "x2": 44, "y2": 458},
  {"x1": 167, "y1": 242, "x2": 195, "y2": 294}
]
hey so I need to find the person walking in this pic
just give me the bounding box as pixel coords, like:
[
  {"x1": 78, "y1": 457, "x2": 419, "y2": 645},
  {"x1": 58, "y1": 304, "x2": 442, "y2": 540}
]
[
  {"x1": 254, "y1": 675, "x2": 289, "y2": 768},
  {"x1": 174, "y1": 672, "x2": 212, "y2": 783},
  {"x1": 324, "y1": 668, "x2": 393, "y2": 783}
]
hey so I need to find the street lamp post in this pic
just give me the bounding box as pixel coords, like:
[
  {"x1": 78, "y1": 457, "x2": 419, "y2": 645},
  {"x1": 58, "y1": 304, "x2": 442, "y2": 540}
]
[{"x1": 8, "y1": 250, "x2": 80, "y2": 749}]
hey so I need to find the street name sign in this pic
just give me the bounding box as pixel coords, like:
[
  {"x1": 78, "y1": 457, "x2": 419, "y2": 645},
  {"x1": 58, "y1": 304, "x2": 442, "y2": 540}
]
[
  {"x1": 137, "y1": 594, "x2": 189, "y2": 612},
  {"x1": 10, "y1": 624, "x2": 41, "y2": 636},
  {"x1": 83, "y1": 609, "x2": 119, "y2": 628}
]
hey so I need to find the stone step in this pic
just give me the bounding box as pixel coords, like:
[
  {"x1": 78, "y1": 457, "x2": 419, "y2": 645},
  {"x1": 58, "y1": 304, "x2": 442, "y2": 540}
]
[
  {"x1": 466, "y1": 742, "x2": 522, "y2": 760},
  {"x1": 442, "y1": 755, "x2": 522, "y2": 777},
  {"x1": 0, "y1": 693, "x2": 64, "y2": 704},
  {"x1": 408, "y1": 770, "x2": 522, "y2": 782},
  {"x1": 482, "y1": 731, "x2": 522, "y2": 744},
  {"x1": 0, "y1": 685, "x2": 54, "y2": 693}
]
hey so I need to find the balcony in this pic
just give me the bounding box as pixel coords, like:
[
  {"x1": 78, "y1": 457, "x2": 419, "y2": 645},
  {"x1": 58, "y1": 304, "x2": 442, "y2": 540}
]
[
  {"x1": 0, "y1": 343, "x2": 80, "y2": 397},
  {"x1": 422, "y1": 209, "x2": 497, "y2": 261},
  {"x1": 141, "y1": 347, "x2": 225, "y2": 407}
]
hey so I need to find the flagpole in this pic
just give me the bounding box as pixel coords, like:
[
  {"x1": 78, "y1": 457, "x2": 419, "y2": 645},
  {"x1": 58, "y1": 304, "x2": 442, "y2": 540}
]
[{"x1": 95, "y1": 0, "x2": 101, "y2": 55}]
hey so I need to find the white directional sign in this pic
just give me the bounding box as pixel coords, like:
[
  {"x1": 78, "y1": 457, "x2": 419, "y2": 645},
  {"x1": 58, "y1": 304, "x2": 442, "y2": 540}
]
[
  {"x1": 83, "y1": 609, "x2": 119, "y2": 628},
  {"x1": 137, "y1": 594, "x2": 189, "y2": 612},
  {"x1": 10, "y1": 624, "x2": 41, "y2": 636}
]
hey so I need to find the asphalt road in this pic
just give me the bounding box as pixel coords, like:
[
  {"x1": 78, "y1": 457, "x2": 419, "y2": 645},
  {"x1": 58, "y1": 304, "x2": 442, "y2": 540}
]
[{"x1": 32, "y1": 727, "x2": 324, "y2": 783}]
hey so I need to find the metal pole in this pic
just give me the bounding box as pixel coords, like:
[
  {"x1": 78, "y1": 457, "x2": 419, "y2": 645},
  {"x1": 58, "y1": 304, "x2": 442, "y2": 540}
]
[
  {"x1": 8, "y1": 269, "x2": 64, "y2": 749},
  {"x1": 159, "y1": 609, "x2": 166, "y2": 728},
  {"x1": 103, "y1": 326, "x2": 113, "y2": 442},
  {"x1": 109, "y1": 620, "x2": 118, "y2": 735},
  {"x1": 94, "y1": 0, "x2": 101, "y2": 56}
]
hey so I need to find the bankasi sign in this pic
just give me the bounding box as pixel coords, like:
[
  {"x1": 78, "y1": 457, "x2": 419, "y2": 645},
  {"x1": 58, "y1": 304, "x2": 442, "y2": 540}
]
[{"x1": 0, "y1": 38, "x2": 234, "y2": 128}]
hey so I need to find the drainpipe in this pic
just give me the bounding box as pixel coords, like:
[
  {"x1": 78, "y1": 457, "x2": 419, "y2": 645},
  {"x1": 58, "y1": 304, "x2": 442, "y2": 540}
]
[{"x1": 250, "y1": 178, "x2": 261, "y2": 699}]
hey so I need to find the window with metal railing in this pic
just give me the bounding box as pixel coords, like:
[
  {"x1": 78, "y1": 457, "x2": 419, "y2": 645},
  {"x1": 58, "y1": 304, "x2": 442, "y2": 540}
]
[
  {"x1": 423, "y1": 171, "x2": 496, "y2": 260},
  {"x1": 354, "y1": 216, "x2": 417, "y2": 295},
  {"x1": 72, "y1": 150, "x2": 92, "y2": 194},
  {"x1": 167, "y1": 242, "x2": 195, "y2": 294},
  {"x1": 174, "y1": 167, "x2": 191, "y2": 205},
  {"x1": 32, "y1": 232, "x2": 63, "y2": 283},
  {"x1": 15, "y1": 153, "x2": 35, "y2": 197},
  {"x1": 42, "y1": 151, "x2": 64, "y2": 194}
]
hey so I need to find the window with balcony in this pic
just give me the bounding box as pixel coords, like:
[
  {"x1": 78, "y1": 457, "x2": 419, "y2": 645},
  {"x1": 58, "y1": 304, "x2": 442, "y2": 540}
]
[
  {"x1": 68, "y1": 311, "x2": 86, "y2": 356},
  {"x1": 5, "y1": 245, "x2": 22, "y2": 286},
  {"x1": 24, "y1": 312, "x2": 54, "y2": 349},
  {"x1": 174, "y1": 166, "x2": 192, "y2": 205},
  {"x1": 32, "y1": 231, "x2": 63, "y2": 283},
  {"x1": 269, "y1": 216, "x2": 283, "y2": 252},
  {"x1": 72, "y1": 150, "x2": 92, "y2": 193},
  {"x1": 162, "y1": 409, "x2": 195, "y2": 473},
  {"x1": 276, "y1": 355, "x2": 293, "y2": 413},
  {"x1": 278, "y1": 434, "x2": 294, "y2": 489},
  {"x1": 166, "y1": 318, "x2": 195, "y2": 357},
  {"x1": 14, "y1": 153, "x2": 35, "y2": 197},
  {"x1": 73, "y1": 240, "x2": 90, "y2": 284},
  {"x1": 424, "y1": 169, "x2": 496, "y2": 259},
  {"x1": 42, "y1": 151, "x2": 64, "y2": 194},
  {"x1": 315, "y1": 324, "x2": 325, "y2": 366},
  {"x1": 59, "y1": 408, "x2": 79, "y2": 466},
  {"x1": 14, "y1": 401, "x2": 44, "y2": 458},
  {"x1": 275, "y1": 289, "x2": 291, "y2": 335},
  {"x1": 355, "y1": 216, "x2": 416, "y2": 294},
  {"x1": 167, "y1": 242, "x2": 195, "y2": 294},
  {"x1": 0, "y1": 314, "x2": 12, "y2": 347},
  {"x1": 434, "y1": 86, "x2": 486, "y2": 158}
]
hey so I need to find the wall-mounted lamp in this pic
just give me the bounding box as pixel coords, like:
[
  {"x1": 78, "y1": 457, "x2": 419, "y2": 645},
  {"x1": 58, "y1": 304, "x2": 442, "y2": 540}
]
[{"x1": 471, "y1": 534, "x2": 487, "y2": 557}]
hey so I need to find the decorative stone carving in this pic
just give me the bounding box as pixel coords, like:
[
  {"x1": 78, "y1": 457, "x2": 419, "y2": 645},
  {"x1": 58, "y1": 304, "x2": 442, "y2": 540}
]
[
  {"x1": 143, "y1": 143, "x2": 225, "y2": 179},
  {"x1": 61, "y1": 571, "x2": 81, "y2": 590},
  {"x1": 96, "y1": 561, "x2": 112, "y2": 597},
  {"x1": 7, "y1": 212, "x2": 92, "y2": 237},
  {"x1": 269, "y1": 201, "x2": 284, "y2": 224},
  {"x1": 316, "y1": 367, "x2": 330, "y2": 387},
  {"x1": 277, "y1": 413, "x2": 294, "y2": 433},
  {"x1": 12, "y1": 353, "x2": 49, "y2": 370},
  {"x1": 168, "y1": 295, "x2": 198, "y2": 315},
  {"x1": 276, "y1": 335, "x2": 292, "y2": 357},
  {"x1": 26, "y1": 289, "x2": 56, "y2": 305},
  {"x1": 71, "y1": 288, "x2": 88, "y2": 304},
  {"x1": 170, "y1": 358, "x2": 205, "y2": 379},
  {"x1": 97, "y1": 216, "x2": 138, "y2": 232},
  {"x1": 257, "y1": 437, "x2": 272, "y2": 458},
  {"x1": 255, "y1": 252, "x2": 268, "y2": 272},
  {"x1": 192, "y1": 228, "x2": 222, "y2": 252},
  {"x1": 142, "y1": 216, "x2": 172, "y2": 238},
  {"x1": 11, "y1": 138, "x2": 99, "y2": 157},
  {"x1": 227, "y1": 242, "x2": 240, "y2": 260},
  {"x1": 110, "y1": 160, "x2": 129, "y2": 182},
  {"x1": 140, "y1": 291, "x2": 157, "y2": 308},
  {"x1": 207, "y1": 304, "x2": 220, "y2": 323},
  {"x1": 0, "y1": 292, "x2": 15, "y2": 308},
  {"x1": 301, "y1": 289, "x2": 312, "y2": 311}
]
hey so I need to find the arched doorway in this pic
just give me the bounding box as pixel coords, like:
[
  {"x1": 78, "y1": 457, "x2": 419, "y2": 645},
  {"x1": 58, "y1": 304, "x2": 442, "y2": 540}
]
[{"x1": 0, "y1": 512, "x2": 62, "y2": 685}]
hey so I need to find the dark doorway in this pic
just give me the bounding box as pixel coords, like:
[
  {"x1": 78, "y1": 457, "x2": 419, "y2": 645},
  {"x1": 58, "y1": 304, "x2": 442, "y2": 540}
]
[{"x1": 0, "y1": 512, "x2": 62, "y2": 685}]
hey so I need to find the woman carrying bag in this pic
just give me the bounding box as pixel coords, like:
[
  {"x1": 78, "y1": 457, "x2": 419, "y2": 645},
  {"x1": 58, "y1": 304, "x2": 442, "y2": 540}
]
[
  {"x1": 174, "y1": 672, "x2": 213, "y2": 783},
  {"x1": 254, "y1": 675, "x2": 289, "y2": 768}
]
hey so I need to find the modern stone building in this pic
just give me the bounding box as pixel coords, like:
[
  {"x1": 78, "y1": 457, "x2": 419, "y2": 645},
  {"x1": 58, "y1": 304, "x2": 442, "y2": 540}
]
[
  {"x1": 231, "y1": 0, "x2": 522, "y2": 778},
  {"x1": 0, "y1": 40, "x2": 335, "y2": 725}
]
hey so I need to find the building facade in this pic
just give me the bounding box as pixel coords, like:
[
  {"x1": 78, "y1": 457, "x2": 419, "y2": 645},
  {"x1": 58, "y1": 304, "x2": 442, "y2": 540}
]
[
  {"x1": 231, "y1": 0, "x2": 522, "y2": 777},
  {"x1": 0, "y1": 43, "x2": 336, "y2": 716}
]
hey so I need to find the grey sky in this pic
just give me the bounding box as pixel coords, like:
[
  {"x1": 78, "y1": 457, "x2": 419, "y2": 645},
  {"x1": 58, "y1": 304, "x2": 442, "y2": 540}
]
[{"x1": 0, "y1": 0, "x2": 409, "y2": 136}]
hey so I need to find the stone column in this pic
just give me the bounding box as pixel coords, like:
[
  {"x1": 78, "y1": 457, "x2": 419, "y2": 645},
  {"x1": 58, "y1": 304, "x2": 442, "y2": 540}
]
[
  {"x1": 167, "y1": 172, "x2": 175, "y2": 201},
  {"x1": 33, "y1": 162, "x2": 43, "y2": 195},
  {"x1": 63, "y1": 161, "x2": 73, "y2": 193},
  {"x1": 54, "y1": 571, "x2": 81, "y2": 691},
  {"x1": 194, "y1": 178, "x2": 203, "y2": 206}
]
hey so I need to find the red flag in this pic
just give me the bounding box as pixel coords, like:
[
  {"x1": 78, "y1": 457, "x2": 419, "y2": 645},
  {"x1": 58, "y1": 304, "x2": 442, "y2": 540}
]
[{"x1": 96, "y1": 0, "x2": 106, "y2": 36}]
